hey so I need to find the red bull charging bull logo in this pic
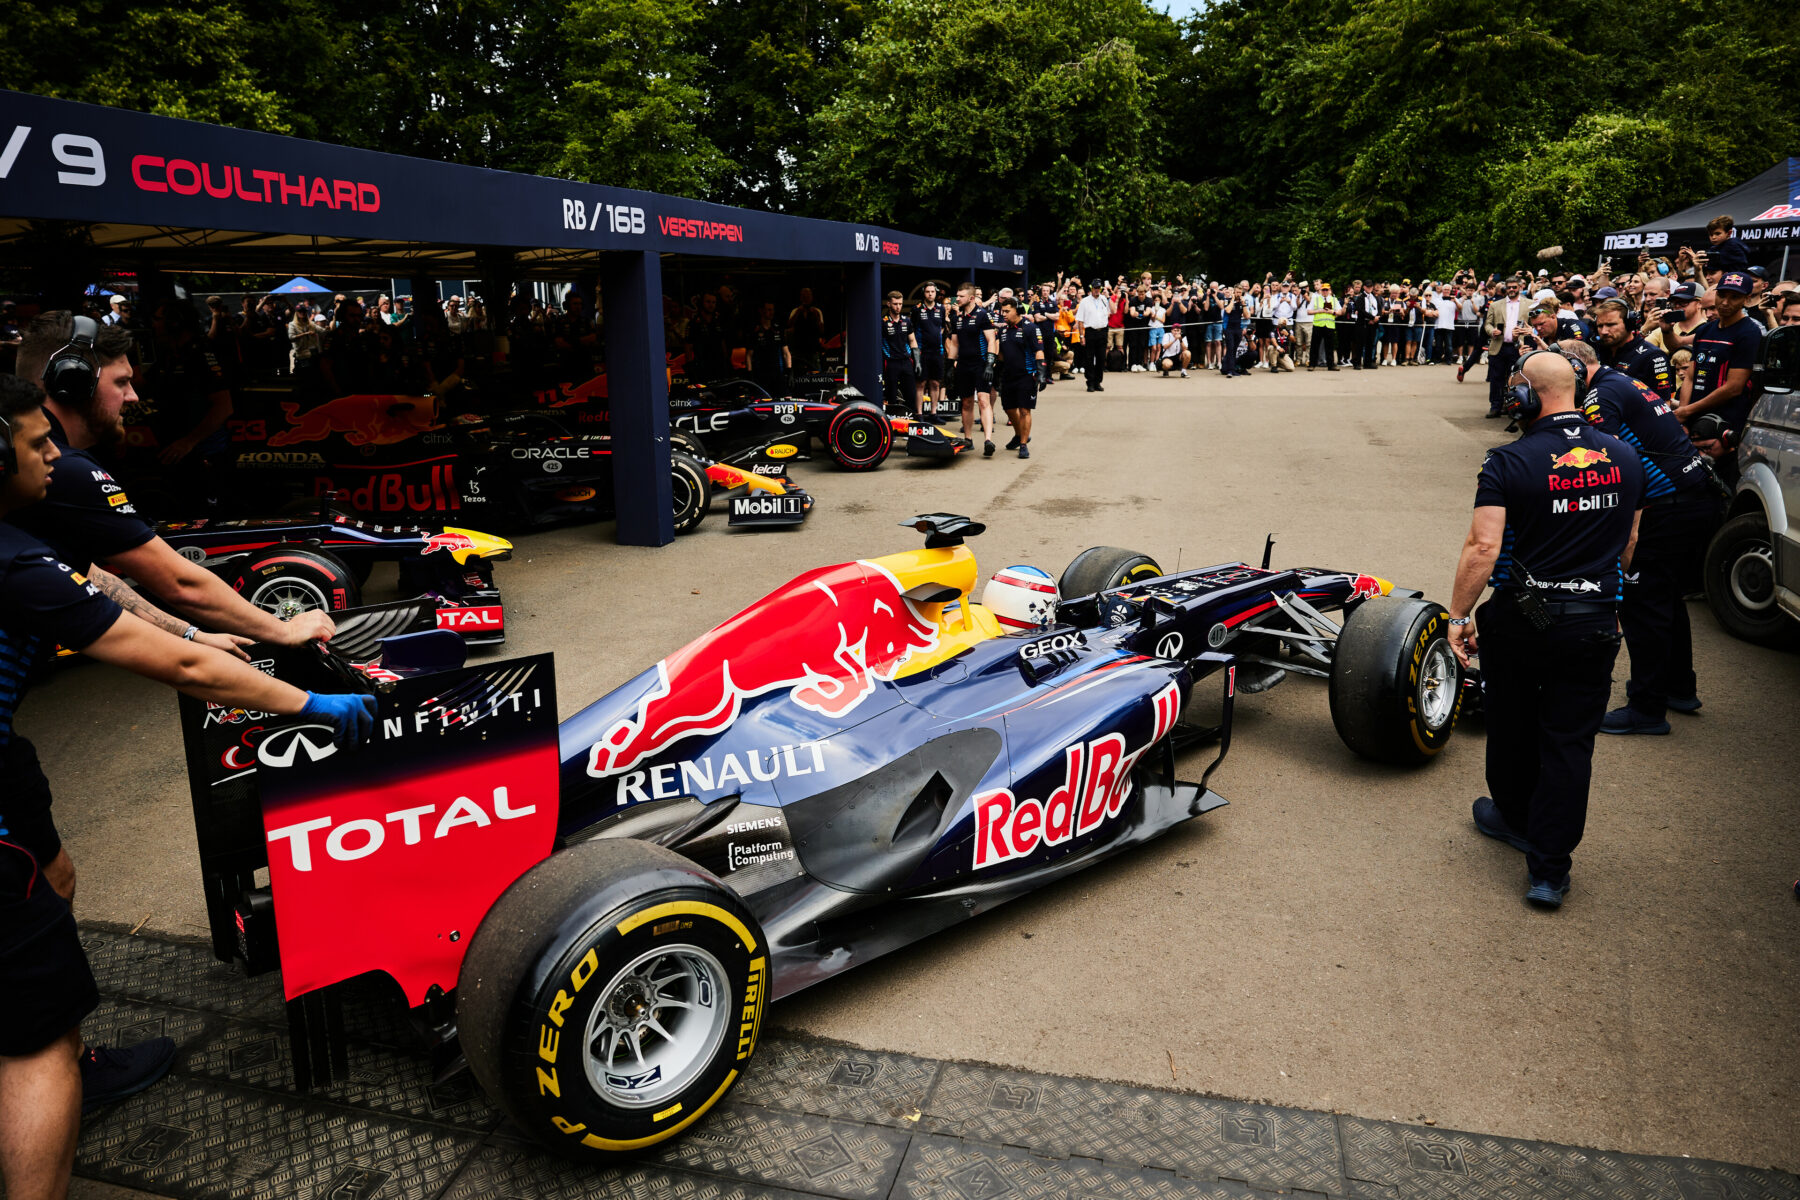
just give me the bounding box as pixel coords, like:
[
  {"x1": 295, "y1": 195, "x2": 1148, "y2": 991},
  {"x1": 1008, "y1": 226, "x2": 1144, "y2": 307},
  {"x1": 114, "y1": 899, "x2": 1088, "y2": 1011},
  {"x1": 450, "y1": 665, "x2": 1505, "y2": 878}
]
[
  {"x1": 1550, "y1": 446, "x2": 1610, "y2": 470},
  {"x1": 422, "y1": 531, "x2": 477, "y2": 556},
  {"x1": 268, "y1": 396, "x2": 439, "y2": 447},
  {"x1": 586, "y1": 560, "x2": 938, "y2": 777}
]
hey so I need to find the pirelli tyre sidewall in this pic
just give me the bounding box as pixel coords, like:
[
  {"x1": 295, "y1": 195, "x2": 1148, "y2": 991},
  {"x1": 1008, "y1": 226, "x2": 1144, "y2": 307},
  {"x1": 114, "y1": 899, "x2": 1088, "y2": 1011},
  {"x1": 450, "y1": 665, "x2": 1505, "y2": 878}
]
[
  {"x1": 669, "y1": 430, "x2": 708, "y2": 460},
  {"x1": 825, "y1": 401, "x2": 893, "y2": 470},
  {"x1": 459, "y1": 839, "x2": 766, "y2": 1161},
  {"x1": 231, "y1": 546, "x2": 360, "y2": 616},
  {"x1": 1328, "y1": 597, "x2": 1462, "y2": 764},
  {"x1": 670, "y1": 451, "x2": 710, "y2": 535}
]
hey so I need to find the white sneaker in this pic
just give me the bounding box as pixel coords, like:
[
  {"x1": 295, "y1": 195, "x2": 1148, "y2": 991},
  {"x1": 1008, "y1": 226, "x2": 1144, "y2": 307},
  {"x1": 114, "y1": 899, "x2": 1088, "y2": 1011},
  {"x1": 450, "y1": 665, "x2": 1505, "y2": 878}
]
[{"x1": 1180, "y1": 370, "x2": 1189, "y2": 378}]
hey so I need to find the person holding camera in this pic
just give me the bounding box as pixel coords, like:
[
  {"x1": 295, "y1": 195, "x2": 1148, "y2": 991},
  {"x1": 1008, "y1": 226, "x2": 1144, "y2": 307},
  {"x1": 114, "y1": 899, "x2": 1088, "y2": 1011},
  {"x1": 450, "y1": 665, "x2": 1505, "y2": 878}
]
[{"x1": 1447, "y1": 351, "x2": 1646, "y2": 909}]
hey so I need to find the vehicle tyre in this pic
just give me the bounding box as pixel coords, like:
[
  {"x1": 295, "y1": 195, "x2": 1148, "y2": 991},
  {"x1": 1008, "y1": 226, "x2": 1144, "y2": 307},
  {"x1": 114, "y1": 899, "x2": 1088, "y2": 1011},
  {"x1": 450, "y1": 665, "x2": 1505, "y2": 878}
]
[
  {"x1": 1059, "y1": 546, "x2": 1163, "y2": 597},
  {"x1": 670, "y1": 430, "x2": 708, "y2": 460},
  {"x1": 1703, "y1": 512, "x2": 1796, "y2": 646},
  {"x1": 671, "y1": 452, "x2": 710, "y2": 536},
  {"x1": 459, "y1": 838, "x2": 768, "y2": 1162},
  {"x1": 1328, "y1": 597, "x2": 1462, "y2": 764},
  {"x1": 226, "y1": 546, "x2": 359, "y2": 619},
  {"x1": 273, "y1": 499, "x2": 375, "y2": 582},
  {"x1": 824, "y1": 401, "x2": 892, "y2": 470}
]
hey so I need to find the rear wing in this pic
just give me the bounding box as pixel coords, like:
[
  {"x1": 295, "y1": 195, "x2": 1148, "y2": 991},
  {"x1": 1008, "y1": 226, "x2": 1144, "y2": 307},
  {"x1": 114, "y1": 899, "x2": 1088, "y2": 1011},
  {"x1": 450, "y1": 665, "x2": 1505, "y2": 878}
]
[{"x1": 178, "y1": 598, "x2": 559, "y2": 1087}]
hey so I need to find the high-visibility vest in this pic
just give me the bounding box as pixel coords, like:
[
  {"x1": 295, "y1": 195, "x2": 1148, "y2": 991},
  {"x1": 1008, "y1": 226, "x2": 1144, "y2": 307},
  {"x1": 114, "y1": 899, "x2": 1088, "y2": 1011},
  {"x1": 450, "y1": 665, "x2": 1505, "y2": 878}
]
[{"x1": 1310, "y1": 294, "x2": 1337, "y2": 330}]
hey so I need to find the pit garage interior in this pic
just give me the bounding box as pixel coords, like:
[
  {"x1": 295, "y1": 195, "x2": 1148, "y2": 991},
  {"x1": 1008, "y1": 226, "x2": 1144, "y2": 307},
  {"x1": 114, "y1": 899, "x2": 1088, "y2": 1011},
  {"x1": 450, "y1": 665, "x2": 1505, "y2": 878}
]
[{"x1": 0, "y1": 88, "x2": 1028, "y2": 544}]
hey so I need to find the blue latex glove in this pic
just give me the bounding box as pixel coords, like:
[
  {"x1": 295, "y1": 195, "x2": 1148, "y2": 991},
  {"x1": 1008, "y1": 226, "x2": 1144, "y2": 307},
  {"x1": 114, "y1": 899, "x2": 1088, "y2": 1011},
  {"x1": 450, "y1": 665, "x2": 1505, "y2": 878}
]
[{"x1": 301, "y1": 692, "x2": 378, "y2": 751}]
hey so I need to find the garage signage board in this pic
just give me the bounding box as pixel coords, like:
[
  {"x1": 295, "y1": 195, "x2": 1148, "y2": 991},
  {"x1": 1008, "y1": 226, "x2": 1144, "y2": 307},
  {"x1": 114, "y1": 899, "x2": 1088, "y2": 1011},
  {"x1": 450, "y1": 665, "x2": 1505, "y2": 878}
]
[{"x1": 0, "y1": 90, "x2": 1025, "y2": 271}]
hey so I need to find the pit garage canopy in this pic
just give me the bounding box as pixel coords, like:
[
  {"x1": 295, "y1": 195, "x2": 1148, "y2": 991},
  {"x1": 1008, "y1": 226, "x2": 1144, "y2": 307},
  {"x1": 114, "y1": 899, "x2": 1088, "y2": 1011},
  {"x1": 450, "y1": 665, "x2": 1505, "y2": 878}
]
[
  {"x1": 1602, "y1": 158, "x2": 1800, "y2": 259},
  {"x1": 0, "y1": 89, "x2": 1028, "y2": 546}
]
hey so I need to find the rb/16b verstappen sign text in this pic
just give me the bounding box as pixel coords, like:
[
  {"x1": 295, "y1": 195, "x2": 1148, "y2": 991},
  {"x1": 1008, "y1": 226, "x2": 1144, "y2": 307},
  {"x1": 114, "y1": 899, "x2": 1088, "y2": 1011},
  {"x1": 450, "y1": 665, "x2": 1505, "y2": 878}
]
[{"x1": 255, "y1": 655, "x2": 558, "y2": 1004}]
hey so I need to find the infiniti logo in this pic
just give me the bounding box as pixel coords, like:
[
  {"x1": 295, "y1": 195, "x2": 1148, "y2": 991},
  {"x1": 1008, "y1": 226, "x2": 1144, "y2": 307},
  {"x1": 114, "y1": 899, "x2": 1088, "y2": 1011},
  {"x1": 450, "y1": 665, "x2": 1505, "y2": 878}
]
[{"x1": 258, "y1": 724, "x2": 338, "y2": 768}]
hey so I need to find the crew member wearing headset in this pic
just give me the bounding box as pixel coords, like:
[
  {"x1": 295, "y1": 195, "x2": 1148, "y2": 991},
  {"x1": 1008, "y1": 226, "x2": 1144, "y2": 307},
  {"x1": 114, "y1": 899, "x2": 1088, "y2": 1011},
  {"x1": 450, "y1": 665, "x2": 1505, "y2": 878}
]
[
  {"x1": 880, "y1": 291, "x2": 920, "y2": 416},
  {"x1": 1447, "y1": 351, "x2": 1645, "y2": 909},
  {"x1": 1558, "y1": 339, "x2": 1724, "y2": 736},
  {"x1": 0, "y1": 374, "x2": 374, "y2": 1200}
]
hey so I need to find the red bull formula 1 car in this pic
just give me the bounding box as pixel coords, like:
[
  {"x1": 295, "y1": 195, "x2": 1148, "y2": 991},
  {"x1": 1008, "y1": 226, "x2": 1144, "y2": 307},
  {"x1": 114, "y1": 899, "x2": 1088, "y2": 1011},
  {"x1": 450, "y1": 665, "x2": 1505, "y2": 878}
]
[
  {"x1": 176, "y1": 514, "x2": 1462, "y2": 1166},
  {"x1": 158, "y1": 505, "x2": 514, "y2": 644},
  {"x1": 669, "y1": 378, "x2": 970, "y2": 470},
  {"x1": 131, "y1": 392, "x2": 811, "y2": 534}
]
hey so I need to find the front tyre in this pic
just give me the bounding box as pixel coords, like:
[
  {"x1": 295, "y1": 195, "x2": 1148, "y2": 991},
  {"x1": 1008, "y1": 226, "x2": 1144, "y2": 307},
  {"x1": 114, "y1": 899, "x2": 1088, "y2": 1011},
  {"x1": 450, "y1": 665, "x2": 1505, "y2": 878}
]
[
  {"x1": 228, "y1": 546, "x2": 360, "y2": 617},
  {"x1": 670, "y1": 451, "x2": 710, "y2": 536},
  {"x1": 1703, "y1": 512, "x2": 1795, "y2": 646},
  {"x1": 459, "y1": 839, "x2": 767, "y2": 1162},
  {"x1": 1328, "y1": 597, "x2": 1462, "y2": 764},
  {"x1": 1059, "y1": 546, "x2": 1163, "y2": 597},
  {"x1": 825, "y1": 401, "x2": 893, "y2": 470}
]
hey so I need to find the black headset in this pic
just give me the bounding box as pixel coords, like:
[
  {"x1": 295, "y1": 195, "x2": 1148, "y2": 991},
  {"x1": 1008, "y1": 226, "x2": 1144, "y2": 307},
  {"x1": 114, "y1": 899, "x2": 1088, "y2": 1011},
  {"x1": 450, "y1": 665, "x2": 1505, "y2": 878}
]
[
  {"x1": 0, "y1": 412, "x2": 15, "y2": 479},
  {"x1": 1505, "y1": 348, "x2": 1588, "y2": 421},
  {"x1": 43, "y1": 315, "x2": 102, "y2": 407}
]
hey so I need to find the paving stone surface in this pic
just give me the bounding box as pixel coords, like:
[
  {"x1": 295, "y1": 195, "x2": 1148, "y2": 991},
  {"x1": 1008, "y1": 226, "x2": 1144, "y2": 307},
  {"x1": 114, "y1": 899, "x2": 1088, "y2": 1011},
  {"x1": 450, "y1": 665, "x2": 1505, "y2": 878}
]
[{"x1": 75, "y1": 927, "x2": 1800, "y2": 1200}]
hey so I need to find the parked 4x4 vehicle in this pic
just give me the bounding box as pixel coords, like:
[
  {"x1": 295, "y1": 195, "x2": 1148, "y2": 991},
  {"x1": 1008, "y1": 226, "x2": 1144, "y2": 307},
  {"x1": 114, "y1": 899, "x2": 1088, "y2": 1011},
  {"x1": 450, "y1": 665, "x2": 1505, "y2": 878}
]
[{"x1": 1704, "y1": 324, "x2": 1800, "y2": 645}]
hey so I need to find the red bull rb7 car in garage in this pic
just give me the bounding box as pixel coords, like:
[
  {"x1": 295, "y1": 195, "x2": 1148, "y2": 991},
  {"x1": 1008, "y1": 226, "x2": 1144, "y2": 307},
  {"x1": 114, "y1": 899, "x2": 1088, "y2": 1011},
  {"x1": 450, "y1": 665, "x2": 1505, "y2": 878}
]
[
  {"x1": 177, "y1": 514, "x2": 1463, "y2": 1164},
  {"x1": 135, "y1": 392, "x2": 812, "y2": 535}
]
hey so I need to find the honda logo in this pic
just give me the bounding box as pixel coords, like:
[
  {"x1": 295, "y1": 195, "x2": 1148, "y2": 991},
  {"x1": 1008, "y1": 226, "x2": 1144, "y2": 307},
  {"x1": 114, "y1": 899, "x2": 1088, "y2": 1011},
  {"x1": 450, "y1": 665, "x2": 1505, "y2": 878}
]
[{"x1": 258, "y1": 724, "x2": 339, "y2": 768}]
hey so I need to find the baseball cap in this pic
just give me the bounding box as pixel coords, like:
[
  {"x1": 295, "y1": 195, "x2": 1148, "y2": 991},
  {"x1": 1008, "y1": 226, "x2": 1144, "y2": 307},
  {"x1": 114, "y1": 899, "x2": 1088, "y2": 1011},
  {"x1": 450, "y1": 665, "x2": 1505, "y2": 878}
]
[
  {"x1": 1593, "y1": 286, "x2": 1620, "y2": 300},
  {"x1": 1537, "y1": 268, "x2": 1550, "y2": 277},
  {"x1": 1667, "y1": 283, "x2": 1699, "y2": 303},
  {"x1": 1746, "y1": 265, "x2": 1769, "y2": 280},
  {"x1": 1534, "y1": 288, "x2": 1558, "y2": 303},
  {"x1": 1717, "y1": 271, "x2": 1753, "y2": 295},
  {"x1": 1569, "y1": 274, "x2": 1587, "y2": 285}
]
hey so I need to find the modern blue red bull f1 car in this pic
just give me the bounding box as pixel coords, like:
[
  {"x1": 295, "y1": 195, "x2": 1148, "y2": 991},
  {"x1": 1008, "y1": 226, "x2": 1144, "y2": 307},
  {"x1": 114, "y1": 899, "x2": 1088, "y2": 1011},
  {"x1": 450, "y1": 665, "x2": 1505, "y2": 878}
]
[{"x1": 175, "y1": 514, "x2": 1464, "y2": 1164}]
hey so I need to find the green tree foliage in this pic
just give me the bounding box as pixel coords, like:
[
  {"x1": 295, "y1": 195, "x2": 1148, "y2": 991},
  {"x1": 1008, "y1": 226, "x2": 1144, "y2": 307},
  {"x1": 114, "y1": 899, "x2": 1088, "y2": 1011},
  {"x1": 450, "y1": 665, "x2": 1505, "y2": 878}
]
[
  {"x1": 799, "y1": 0, "x2": 1187, "y2": 269},
  {"x1": 556, "y1": 0, "x2": 734, "y2": 194},
  {"x1": 5, "y1": 0, "x2": 1794, "y2": 274},
  {"x1": 1170, "y1": 0, "x2": 1800, "y2": 280},
  {"x1": 1, "y1": 0, "x2": 290, "y2": 132}
]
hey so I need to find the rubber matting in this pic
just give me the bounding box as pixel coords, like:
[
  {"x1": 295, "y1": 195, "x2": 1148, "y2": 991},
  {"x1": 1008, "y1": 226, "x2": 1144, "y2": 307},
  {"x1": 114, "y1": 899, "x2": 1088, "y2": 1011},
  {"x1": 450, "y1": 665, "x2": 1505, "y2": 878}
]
[{"x1": 74, "y1": 926, "x2": 1799, "y2": 1200}]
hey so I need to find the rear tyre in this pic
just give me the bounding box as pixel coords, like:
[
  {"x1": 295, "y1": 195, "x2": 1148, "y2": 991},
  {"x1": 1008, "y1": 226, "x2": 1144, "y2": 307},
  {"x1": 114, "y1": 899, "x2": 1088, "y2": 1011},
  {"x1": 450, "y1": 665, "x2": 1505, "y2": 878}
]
[
  {"x1": 226, "y1": 546, "x2": 359, "y2": 618},
  {"x1": 1059, "y1": 546, "x2": 1163, "y2": 597},
  {"x1": 1328, "y1": 597, "x2": 1462, "y2": 764},
  {"x1": 1703, "y1": 512, "x2": 1796, "y2": 646},
  {"x1": 824, "y1": 401, "x2": 893, "y2": 470},
  {"x1": 460, "y1": 839, "x2": 767, "y2": 1162},
  {"x1": 670, "y1": 452, "x2": 710, "y2": 536}
]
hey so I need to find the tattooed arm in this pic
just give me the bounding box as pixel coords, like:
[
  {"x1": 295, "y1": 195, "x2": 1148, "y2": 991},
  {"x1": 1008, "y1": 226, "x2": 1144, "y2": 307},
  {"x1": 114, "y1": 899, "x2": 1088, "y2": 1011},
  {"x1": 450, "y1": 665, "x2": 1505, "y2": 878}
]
[{"x1": 87, "y1": 565, "x2": 255, "y2": 661}]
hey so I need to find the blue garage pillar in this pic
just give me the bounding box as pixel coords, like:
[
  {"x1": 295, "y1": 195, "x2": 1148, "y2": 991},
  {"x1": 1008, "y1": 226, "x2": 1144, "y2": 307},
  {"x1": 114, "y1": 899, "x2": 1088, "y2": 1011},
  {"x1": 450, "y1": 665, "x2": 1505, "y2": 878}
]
[
  {"x1": 846, "y1": 262, "x2": 881, "y2": 404},
  {"x1": 603, "y1": 250, "x2": 673, "y2": 546}
]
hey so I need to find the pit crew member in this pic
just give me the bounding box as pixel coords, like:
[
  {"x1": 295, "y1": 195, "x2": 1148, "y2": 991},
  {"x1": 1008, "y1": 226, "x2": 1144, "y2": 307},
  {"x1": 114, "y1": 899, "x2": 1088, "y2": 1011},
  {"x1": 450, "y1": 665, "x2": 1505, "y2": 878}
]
[
  {"x1": 746, "y1": 301, "x2": 790, "y2": 393},
  {"x1": 995, "y1": 299, "x2": 1044, "y2": 460},
  {"x1": 1030, "y1": 284, "x2": 1060, "y2": 388},
  {"x1": 1558, "y1": 339, "x2": 1721, "y2": 736},
  {"x1": 946, "y1": 282, "x2": 999, "y2": 456},
  {"x1": 913, "y1": 283, "x2": 948, "y2": 413},
  {"x1": 0, "y1": 375, "x2": 375, "y2": 1200},
  {"x1": 11, "y1": 312, "x2": 336, "y2": 657},
  {"x1": 881, "y1": 291, "x2": 920, "y2": 415},
  {"x1": 1593, "y1": 299, "x2": 1673, "y2": 402},
  {"x1": 1447, "y1": 351, "x2": 1644, "y2": 909}
]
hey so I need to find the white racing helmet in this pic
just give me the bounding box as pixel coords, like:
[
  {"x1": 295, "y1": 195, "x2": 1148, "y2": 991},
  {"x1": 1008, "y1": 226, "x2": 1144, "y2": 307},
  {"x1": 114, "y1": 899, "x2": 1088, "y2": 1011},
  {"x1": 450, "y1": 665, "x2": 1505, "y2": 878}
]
[{"x1": 984, "y1": 565, "x2": 1060, "y2": 630}]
